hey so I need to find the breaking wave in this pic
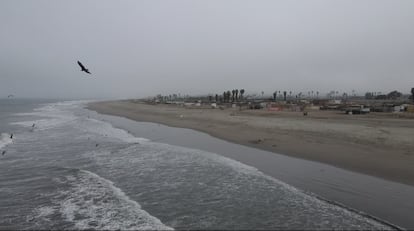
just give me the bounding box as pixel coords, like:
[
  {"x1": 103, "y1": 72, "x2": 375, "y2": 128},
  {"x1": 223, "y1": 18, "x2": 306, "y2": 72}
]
[{"x1": 54, "y1": 169, "x2": 173, "y2": 230}]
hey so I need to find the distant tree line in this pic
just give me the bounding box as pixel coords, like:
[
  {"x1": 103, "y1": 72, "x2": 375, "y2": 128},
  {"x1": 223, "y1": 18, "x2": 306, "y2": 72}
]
[
  {"x1": 365, "y1": 90, "x2": 403, "y2": 100},
  {"x1": 153, "y1": 87, "x2": 414, "y2": 104},
  {"x1": 222, "y1": 89, "x2": 245, "y2": 103}
]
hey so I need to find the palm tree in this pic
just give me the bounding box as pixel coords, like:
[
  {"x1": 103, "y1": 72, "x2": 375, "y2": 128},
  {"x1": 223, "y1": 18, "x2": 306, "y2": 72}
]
[
  {"x1": 273, "y1": 91, "x2": 277, "y2": 101},
  {"x1": 283, "y1": 91, "x2": 287, "y2": 101},
  {"x1": 240, "y1": 89, "x2": 245, "y2": 100},
  {"x1": 411, "y1": 88, "x2": 414, "y2": 102},
  {"x1": 235, "y1": 89, "x2": 239, "y2": 101},
  {"x1": 215, "y1": 94, "x2": 218, "y2": 102},
  {"x1": 227, "y1": 90, "x2": 231, "y2": 103}
]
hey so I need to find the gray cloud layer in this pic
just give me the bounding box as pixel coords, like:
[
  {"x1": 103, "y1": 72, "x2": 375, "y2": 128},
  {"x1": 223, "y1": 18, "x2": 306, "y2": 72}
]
[{"x1": 1, "y1": 0, "x2": 413, "y2": 99}]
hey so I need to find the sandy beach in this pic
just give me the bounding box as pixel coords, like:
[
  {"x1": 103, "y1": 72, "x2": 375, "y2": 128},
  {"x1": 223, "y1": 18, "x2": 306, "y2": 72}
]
[{"x1": 88, "y1": 100, "x2": 414, "y2": 186}]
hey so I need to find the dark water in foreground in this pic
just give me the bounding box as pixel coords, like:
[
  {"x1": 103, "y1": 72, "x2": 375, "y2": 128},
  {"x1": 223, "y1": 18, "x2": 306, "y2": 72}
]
[{"x1": 0, "y1": 99, "x2": 407, "y2": 229}]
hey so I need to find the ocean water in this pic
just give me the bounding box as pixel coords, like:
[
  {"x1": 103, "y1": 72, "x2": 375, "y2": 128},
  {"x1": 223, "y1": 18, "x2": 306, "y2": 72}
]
[{"x1": 0, "y1": 99, "x2": 398, "y2": 230}]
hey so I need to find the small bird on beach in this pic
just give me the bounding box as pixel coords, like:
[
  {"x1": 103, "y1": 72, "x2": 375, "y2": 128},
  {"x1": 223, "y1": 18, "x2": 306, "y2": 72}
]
[
  {"x1": 95, "y1": 143, "x2": 99, "y2": 147},
  {"x1": 1, "y1": 150, "x2": 6, "y2": 155},
  {"x1": 10, "y1": 134, "x2": 13, "y2": 139},
  {"x1": 32, "y1": 123, "x2": 35, "y2": 128},
  {"x1": 77, "y1": 61, "x2": 91, "y2": 74}
]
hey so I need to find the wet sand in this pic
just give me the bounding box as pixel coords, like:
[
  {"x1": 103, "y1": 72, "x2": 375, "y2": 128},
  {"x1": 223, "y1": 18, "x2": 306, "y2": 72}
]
[{"x1": 88, "y1": 100, "x2": 414, "y2": 186}]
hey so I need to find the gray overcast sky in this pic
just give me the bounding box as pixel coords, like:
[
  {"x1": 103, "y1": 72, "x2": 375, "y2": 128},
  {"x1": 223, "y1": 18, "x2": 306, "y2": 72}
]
[{"x1": 1, "y1": 0, "x2": 414, "y2": 99}]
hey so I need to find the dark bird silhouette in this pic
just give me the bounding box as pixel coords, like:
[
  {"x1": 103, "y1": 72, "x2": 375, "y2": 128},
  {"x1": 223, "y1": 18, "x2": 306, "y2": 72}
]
[
  {"x1": 10, "y1": 134, "x2": 13, "y2": 139},
  {"x1": 95, "y1": 143, "x2": 99, "y2": 147},
  {"x1": 77, "y1": 61, "x2": 91, "y2": 74},
  {"x1": 2, "y1": 150, "x2": 6, "y2": 155},
  {"x1": 32, "y1": 123, "x2": 35, "y2": 128},
  {"x1": 7, "y1": 94, "x2": 14, "y2": 98}
]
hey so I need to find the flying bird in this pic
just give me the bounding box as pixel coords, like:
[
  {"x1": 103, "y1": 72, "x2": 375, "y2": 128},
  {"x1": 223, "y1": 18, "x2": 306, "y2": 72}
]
[{"x1": 77, "y1": 61, "x2": 91, "y2": 74}]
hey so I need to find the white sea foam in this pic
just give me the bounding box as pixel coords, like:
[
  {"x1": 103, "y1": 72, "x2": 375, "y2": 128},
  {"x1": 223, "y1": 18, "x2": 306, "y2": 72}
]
[
  {"x1": 26, "y1": 205, "x2": 57, "y2": 226},
  {"x1": 74, "y1": 118, "x2": 149, "y2": 144},
  {"x1": 35, "y1": 206, "x2": 55, "y2": 218},
  {"x1": 57, "y1": 169, "x2": 173, "y2": 230},
  {"x1": 0, "y1": 133, "x2": 13, "y2": 149},
  {"x1": 11, "y1": 100, "x2": 149, "y2": 144},
  {"x1": 11, "y1": 101, "x2": 81, "y2": 130}
]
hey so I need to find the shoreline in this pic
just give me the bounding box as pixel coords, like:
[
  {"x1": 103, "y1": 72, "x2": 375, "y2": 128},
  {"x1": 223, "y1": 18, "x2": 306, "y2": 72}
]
[{"x1": 87, "y1": 100, "x2": 414, "y2": 186}]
